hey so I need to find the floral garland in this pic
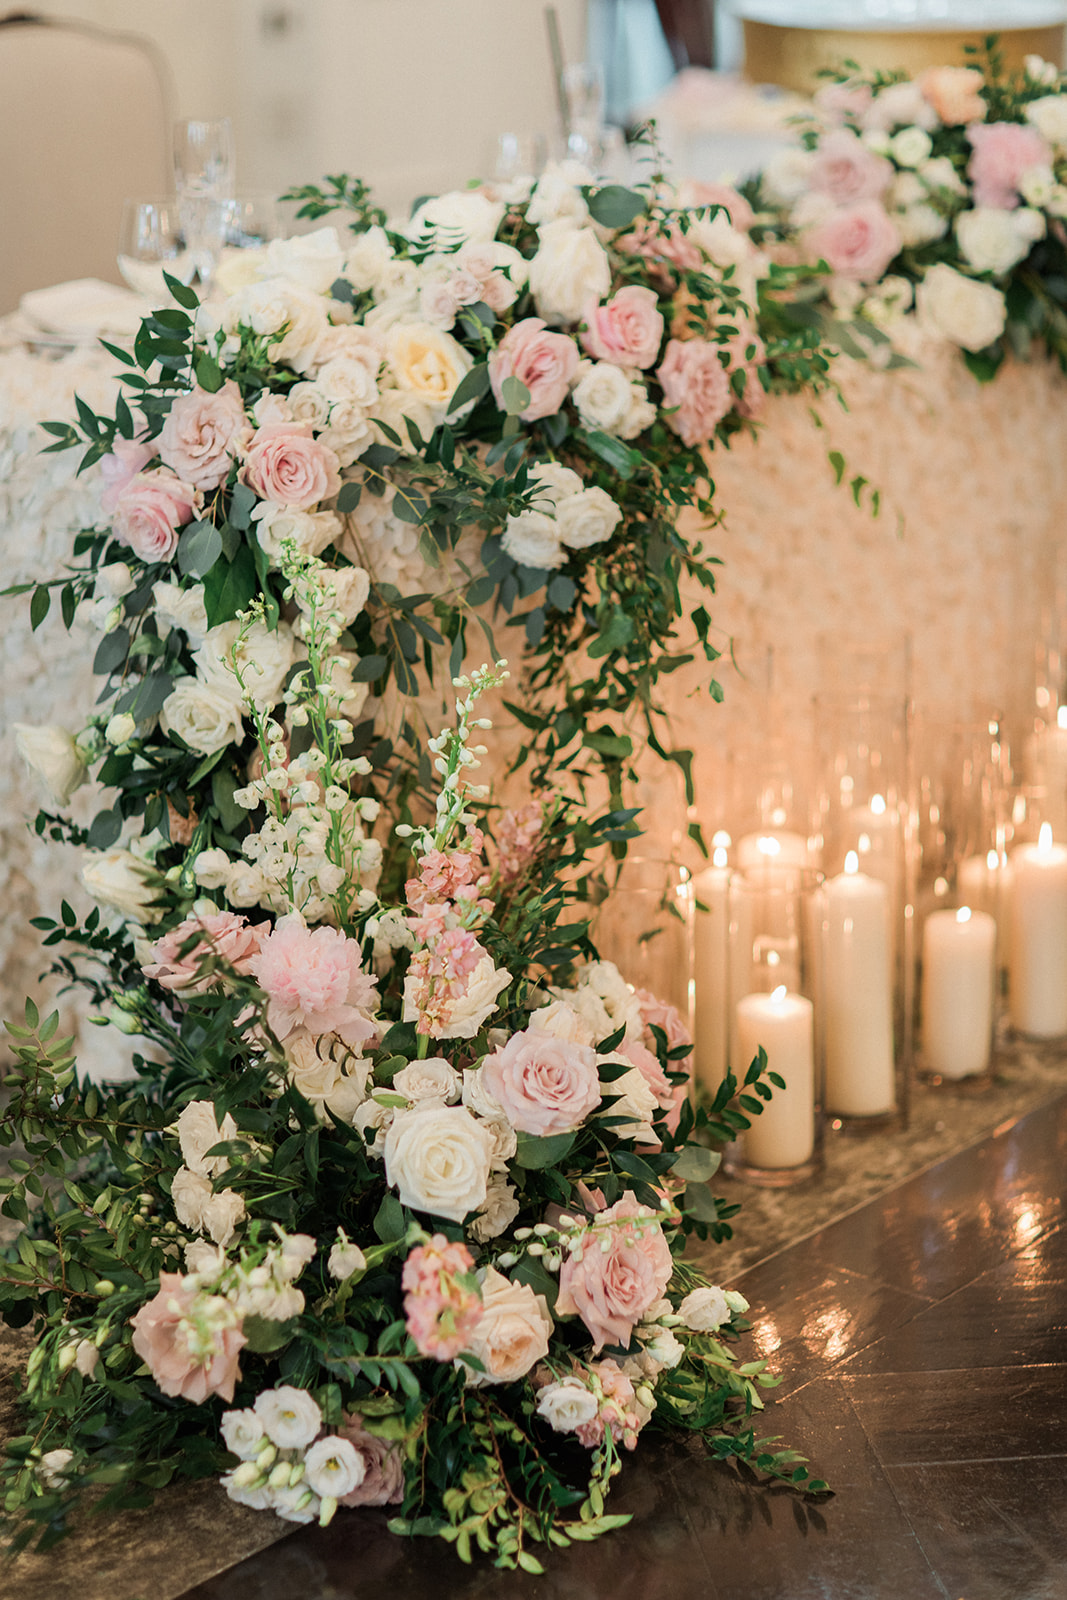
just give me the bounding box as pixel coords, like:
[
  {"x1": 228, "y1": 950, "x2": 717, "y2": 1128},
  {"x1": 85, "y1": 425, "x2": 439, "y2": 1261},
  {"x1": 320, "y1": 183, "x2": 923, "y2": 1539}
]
[
  {"x1": 748, "y1": 39, "x2": 1067, "y2": 381},
  {"x1": 0, "y1": 157, "x2": 834, "y2": 1566}
]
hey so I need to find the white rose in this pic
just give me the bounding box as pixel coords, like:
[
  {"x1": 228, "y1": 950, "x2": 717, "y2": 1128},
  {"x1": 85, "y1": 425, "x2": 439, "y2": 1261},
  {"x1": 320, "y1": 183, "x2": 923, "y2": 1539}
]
[
  {"x1": 106, "y1": 713, "x2": 137, "y2": 746},
  {"x1": 889, "y1": 126, "x2": 933, "y2": 168},
  {"x1": 250, "y1": 503, "x2": 342, "y2": 564},
  {"x1": 254, "y1": 1385, "x2": 323, "y2": 1450},
  {"x1": 528, "y1": 220, "x2": 611, "y2": 326},
  {"x1": 384, "y1": 321, "x2": 472, "y2": 423},
  {"x1": 264, "y1": 227, "x2": 346, "y2": 293},
  {"x1": 250, "y1": 392, "x2": 293, "y2": 427},
  {"x1": 285, "y1": 381, "x2": 330, "y2": 429},
  {"x1": 14, "y1": 723, "x2": 87, "y2": 806},
  {"x1": 321, "y1": 564, "x2": 370, "y2": 624},
  {"x1": 175, "y1": 1100, "x2": 238, "y2": 1178},
  {"x1": 283, "y1": 1031, "x2": 372, "y2": 1124},
  {"x1": 919, "y1": 156, "x2": 965, "y2": 196},
  {"x1": 468, "y1": 1176, "x2": 521, "y2": 1242},
  {"x1": 1026, "y1": 93, "x2": 1067, "y2": 147},
  {"x1": 393, "y1": 1056, "x2": 461, "y2": 1105},
  {"x1": 82, "y1": 847, "x2": 162, "y2": 924},
  {"x1": 408, "y1": 190, "x2": 505, "y2": 249},
  {"x1": 571, "y1": 359, "x2": 635, "y2": 434},
  {"x1": 153, "y1": 580, "x2": 210, "y2": 643},
  {"x1": 556, "y1": 487, "x2": 622, "y2": 551},
  {"x1": 956, "y1": 206, "x2": 1044, "y2": 276},
  {"x1": 461, "y1": 1267, "x2": 553, "y2": 1387},
  {"x1": 434, "y1": 954, "x2": 512, "y2": 1039},
  {"x1": 97, "y1": 560, "x2": 133, "y2": 597},
  {"x1": 160, "y1": 678, "x2": 245, "y2": 755},
  {"x1": 221, "y1": 1407, "x2": 267, "y2": 1461},
  {"x1": 598, "y1": 1062, "x2": 659, "y2": 1143},
  {"x1": 328, "y1": 1234, "x2": 367, "y2": 1280},
  {"x1": 862, "y1": 79, "x2": 938, "y2": 133},
  {"x1": 224, "y1": 278, "x2": 329, "y2": 373},
  {"x1": 501, "y1": 509, "x2": 563, "y2": 569},
  {"x1": 355, "y1": 1095, "x2": 393, "y2": 1157},
  {"x1": 916, "y1": 263, "x2": 1006, "y2": 351},
  {"x1": 195, "y1": 618, "x2": 296, "y2": 712},
  {"x1": 526, "y1": 999, "x2": 596, "y2": 1046},
  {"x1": 202, "y1": 1187, "x2": 246, "y2": 1247},
  {"x1": 526, "y1": 160, "x2": 592, "y2": 226},
  {"x1": 316, "y1": 355, "x2": 380, "y2": 410},
  {"x1": 343, "y1": 226, "x2": 403, "y2": 296},
  {"x1": 639, "y1": 1325, "x2": 685, "y2": 1368},
  {"x1": 761, "y1": 147, "x2": 816, "y2": 206},
  {"x1": 461, "y1": 1066, "x2": 506, "y2": 1121},
  {"x1": 677, "y1": 1284, "x2": 732, "y2": 1332},
  {"x1": 536, "y1": 1379, "x2": 599, "y2": 1433},
  {"x1": 619, "y1": 383, "x2": 657, "y2": 441},
  {"x1": 529, "y1": 461, "x2": 584, "y2": 509},
  {"x1": 1020, "y1": 165, "x2": 1057, "y2": 207},
  {"x1": 37, "y1": 1449, "x2": 75, "y2": 1489},
  {"x1": 384, "y1": 1102, "x2": 493, "y2": 1222},
  {"x1": 304, "y1": 1435, "x2": 366, "y2": 1500},
  {"x1": 896, "y1": 204, "x2": 948, "y2": 248},
  {"x1": 214, "y1": 247, "x2": 269, "y2": 294},
  {"x1": 171, "y1": 1165, "x2": 212, "y2": 1233}
]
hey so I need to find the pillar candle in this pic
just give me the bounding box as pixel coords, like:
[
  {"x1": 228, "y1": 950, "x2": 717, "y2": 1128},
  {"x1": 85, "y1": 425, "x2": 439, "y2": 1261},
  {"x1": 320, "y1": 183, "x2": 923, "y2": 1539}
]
[
  {"x1": 1009, "y1": 824, "x2": 1067, "y2": 1038},
  {"x1": 736, "y1": 987, "x2": 814, "y2": 1169},
  {"x1": 959, "y1": 850, "x2": 1012, "y2": 969},
  {"x1": 694, "y1": 864, "x2": 729, "y2": 1093},
  {"x1": 921, "y1": 907, "x2": 996, "y2": 1079},
  {"x1": 822, "y1": 852, "x2": 896, "y2": 1117},
  {"x1": 736, "y1": 830, "x2": 810, "y2": 872}
]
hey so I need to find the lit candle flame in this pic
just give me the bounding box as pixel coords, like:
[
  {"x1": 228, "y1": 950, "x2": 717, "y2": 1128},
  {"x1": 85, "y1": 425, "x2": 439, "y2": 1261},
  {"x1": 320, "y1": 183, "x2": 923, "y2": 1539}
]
[
  {"x1": 956, "y1": 906, "x2": 972, "y2": 924},
  {"x1": 1059, "y1": 706, "x2": 1067, "y2": 730},
  {"x1": 712, "y1": 846, "x2": 728, "y2": 868},
  {"x1": 870, "y1": 793, "x2": 886, "y2": 816},
  {"x1": 986, "y1": 848, "x2": 999, "y2": 870},
  {"x1": 712, "y1": 829, "x2": 731, "y2": 848},
  {"x1": 758, "y1": 835, "x2": 781, "y2": 858},
  {"x1": 858, "y1": 832, "x2": 872, "y2": 853},
  {"x1": 1040, "y1": 822, "x2": 1054, "y2": 854},
  {"x1": 771, "y1": 984, "x2": 787, "y2": 1003},
  {"x1": 844, "y1": 850, "x2": 859, "y2": 875}
]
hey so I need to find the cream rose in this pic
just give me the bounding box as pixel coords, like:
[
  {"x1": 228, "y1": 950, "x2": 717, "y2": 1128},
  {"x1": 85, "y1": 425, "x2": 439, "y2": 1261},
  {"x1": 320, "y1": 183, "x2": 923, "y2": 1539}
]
[
  {"x1": 392, "y1": 1057, "x2": 461, "y2": 1105},
  {"x1": 250, "y1": 503, "x2": 342, "y2": 563},
  {"x1": 223, "y1": 278, "x2": 330, "y2": 373},
  {"x1": 528, "y1": 220, "x2": 612, "y2": 326},
  {"x1": 501, "y1": 508, "x2": 564, "y2": 570},
  {"x1": 384, "y1": 322, "x2": 472, "y2": 422},
  {"x1": 384, "y1": 1103, "x2": 493, "y2": 1221},
  {"x1": 556, "y1": 487, "x2": 622, "y2": 551},
  {"x1": 160, "y1": 679, "x2": 245, "y2": 755},
  {"x1": 194, "y1": 618, "x2": 296, "y2": 712},
  {"x1": 916, "y1": 263, "x2": 1007, "y2": 351},
  {"x1": 408, "y1": 190, "x2": 506, "y2": 249},
  {"x1": 175, "y1": 1100, "x2": 238, "y2": 1178},
  {"x1": 1026, "y1": 93, "x2": 1067, "y2": 148},
  {"x1": 82, "y1": 847, "x2": 162, "y2": 924},
  {"x1": 14, "y1": 723, "x2": 87, "y2": 806},
  {"x1": 461, "y1": 1267, "x2": 553, "y2": 1387},
  {"x1": 152, "y1": 579, "x2": 210, "y2": 643},
  {"x1": 956, "y1": 206, "x2": 1045, "y2": 276},
  {"x1": 264, "y1": 227, "x2": 346, "y2": 293},
  {"x1": 571, "y1": 360, "x2": 636, "y2": 434}
]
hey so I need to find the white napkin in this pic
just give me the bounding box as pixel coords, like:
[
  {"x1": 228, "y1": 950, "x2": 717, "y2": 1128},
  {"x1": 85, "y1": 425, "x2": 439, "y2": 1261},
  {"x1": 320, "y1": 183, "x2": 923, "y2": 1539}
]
[{"x1": 19, "y1": 278, "x2": 148, "y2": 340}]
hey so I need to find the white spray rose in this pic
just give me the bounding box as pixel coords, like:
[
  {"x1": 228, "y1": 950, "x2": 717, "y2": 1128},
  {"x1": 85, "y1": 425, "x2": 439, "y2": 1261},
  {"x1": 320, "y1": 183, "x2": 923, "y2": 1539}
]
[
  {"x1": 889, "y1": 126, "x2": 933, "y2": 168},
  {"x1": 528, "y1": 220, "x2": 611, "y2": 326},
  {"x1": 14, "y1": 724, "x2": 87, "y2": 806},
  {"x1": 556, "y1": 487, "x2": 622, "y2": 551},
  {"x1": 383, "y1": 1102, "x2": 493, "y2": 1221},
  {"x1": 526, "y1": 160, "x2": 593, "y2": 226},
  {"x1": 223, "y1": 278, "x2": 329, "y2": 373},
  {"x1": 250, "y1": 504, "x2": 342, "y2": 564},
  {"x1": 393, "y1": 1057, "x2": 461, "y2": 1105},
  {"x1": 175, "y1": 1101, "x2": 238, "y2": 1178},
  {"x1": 571, "y1": 359, "x2": 636, "y2": 434},
  {"x1": 916, "y1": 263, "x2": 1007, "y2": 351},
  {"x1": 1026, "y1": 93, "x2": 1067, "y2": 147},
  {"x1": 501, "y1": 509, "x2": 563, "y2": 570},
  {"x1": 82, "y1": 847, "x2": 162, "y2": 924},
  {"x1": 536, "y1": 1379, "x2": 599, "y2": 1433}
]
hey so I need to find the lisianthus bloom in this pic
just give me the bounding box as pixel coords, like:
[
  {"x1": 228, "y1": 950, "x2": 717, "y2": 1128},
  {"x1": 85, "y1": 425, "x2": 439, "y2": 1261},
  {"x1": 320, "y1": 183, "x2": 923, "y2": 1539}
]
[{"x1": 130, "y1": 1274, "x2": 246, "y2": 1403}]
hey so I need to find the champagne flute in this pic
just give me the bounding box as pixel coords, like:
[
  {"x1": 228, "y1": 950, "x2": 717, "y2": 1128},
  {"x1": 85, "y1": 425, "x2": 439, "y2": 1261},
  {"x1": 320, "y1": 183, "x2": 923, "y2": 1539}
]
[{"x1": 173, "y1": 116, "x2": 236, "y2": 200}]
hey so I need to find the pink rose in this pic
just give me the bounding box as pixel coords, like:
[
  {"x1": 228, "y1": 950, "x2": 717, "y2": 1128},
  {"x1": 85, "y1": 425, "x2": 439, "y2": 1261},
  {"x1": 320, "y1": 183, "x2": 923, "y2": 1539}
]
[
  {"x1": 805, "y1": 200, "x2": 902, "y2": 281},
  {"x1": 130, "y1": 1272, "x2": 246, "y2": 1403},
  {"x1": 337, "y1": 1414, "x2": 405, "y2": 1506},
  {"x1": 250, "y1": 911, "x2": 379, "y2": 1044},
  {"x1": 142, "y1": 910, "x2": 264, "y2": 994},
  {"x1": 99, "y1": 436, "x2": 156, "y2": 515},
  {"x1": 488, "y1": 318, "x2": 579, "y2": 422},
  {"x1": 809, "y1": 128, "x2": 892, "y2": 205},
  {"x1": 967, "y1": 121, "x2": 1051, "y2": 210},
  {"x1": 813, "y1": 79, "x2": 873, "y2": 126},
  {"x1": 113, "y1": 468, "x2": 198, "y2": 563},
  {"x1": 241, "y1": 422, "x2": 342, "y2": 510},
  {"x1": 555, "y1": 1190, "x2": 673, "y2": 1351},
  {"x1": 682, "y1": 181, "x2": 755, "y2": 233},
  {"x1": 634, "y1": 986, "x2": 693, "y2": 1135},
  {"x1": 657, "y1": 338, "x2": 733, "y2": 447},
  {"x1": 158, "y1": 381, "x2": 248, "y2": 492},
  {"x1": 480, "y1": 1026, "x2": 601, "y2": 1136},
  {"x1": 722, "y1": 323, "x2": 767, "y2": 420},
  {"x1": 920, "y1": 65, "x2": 987, "y2": 126},
  {"x1": 620, "y1": 218, "x2": 703, "y2": 275},
  {"x1": 581, "y1": 285, "x2": 664, "y2": 370}
]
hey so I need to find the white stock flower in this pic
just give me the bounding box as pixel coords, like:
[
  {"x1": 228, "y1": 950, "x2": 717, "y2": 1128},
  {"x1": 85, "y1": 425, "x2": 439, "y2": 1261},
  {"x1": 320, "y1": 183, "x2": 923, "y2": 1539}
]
[
  {"x1": 82, "y1": 847, "x2": 162, "y2": 924},
  {"x1": 160, "y1": 678, "x2": 245, "y2": 756},
  {"x1": 264, "y1": 227, "x2": 346, "y2": 293},
  {"x1": 304, "y1": 1435, "x2": 367, "y2": 1499},
  {"x1": 536, "y1": 1379, "x2": 599, "y2": 1433},
  {"x1": 14, "y1": 724, "x2": 87, "y2": 806},
  {"x1": 956, "y1": 206, "x2": 1045, "y2": 276},
  {"x1": 254, "y1": 1385, "x2": 323, "y2": 1450},
  {"x1": 501, "y1": 509, "x2": 563, "y2": 569},
  {"x1": 556, "y1": 487, "x2": 622, "y2": 551},
  {"x1": 1026, "y1": 93, "x2": 1067, "y2": 147},
  {"x1": 528, "y1": 220, "x2": 611, "y2": 325},
  {"x1": 916, "y1": 263, "x2": 1007, "y2": 351},
  {"x1": 221, "y1": 1407, "x2": 268, "y2": 1461},
  {"x1": 678, "y1": 1284, "x2": 732, "y2": 1332},
  {"x1": 175, "y1": 1101, "x2": 238, "y2": 1178},
  {"x1": 153, "y1": 580, "x2": 210, "y2": 643},
  {"x1": 384, "y1": 1102, "x2": 493, "y2": 1222},
  {"x1": 393, "y1": 1056, "x2": 461, "y2": 1105}
]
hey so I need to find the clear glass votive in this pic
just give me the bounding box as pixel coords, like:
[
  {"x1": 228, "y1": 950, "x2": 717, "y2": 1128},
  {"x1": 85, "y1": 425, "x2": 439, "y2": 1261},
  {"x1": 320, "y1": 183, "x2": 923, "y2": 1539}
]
[
  {"x1": 723, "y1": 866, "x2": 824, "y2": 1187},
  {"x1": 591, "y1": 855, "x2": 695, "y2": 1045},
  {"x1": 1006, "y1": 797, "x2": 1067, "y2": 1042}
]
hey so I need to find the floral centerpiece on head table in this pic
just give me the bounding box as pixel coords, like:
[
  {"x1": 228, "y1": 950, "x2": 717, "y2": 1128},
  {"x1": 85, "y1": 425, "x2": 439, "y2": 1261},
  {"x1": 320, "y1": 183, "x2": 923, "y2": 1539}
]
[
  {"x1": 1, "y1": 153, "x2": 833, "y2": 1566},
  {"x1": 749, "y1": 38, "x2": 1067, "y2": 381}
]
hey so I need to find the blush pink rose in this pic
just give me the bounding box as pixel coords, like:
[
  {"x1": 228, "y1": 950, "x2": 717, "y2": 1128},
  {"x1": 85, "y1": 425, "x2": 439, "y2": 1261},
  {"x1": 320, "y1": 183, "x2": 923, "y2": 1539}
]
[
  {"x1": 337, "y1": 1414, "x2": 405, "y2": 1506},
  {"x1": 241, "y1": 422, "x2": 342, "y2": 510},
  {"x1": 722, "y1": 324, "x2": 767, "y2": 420},
  {"x1": 809, "y1": 128, "x2": 892, "y2": 204},
  {"x1": 657, "y1": 338, "x2": 733, "y2": 447},
  {"x1": 813, "y1": 79, "x2": 873, "y2": 126},
  {"x1": 480, "y1": 1027, "x2": 601, "y2": 1136},
  {"x1": 555, "y1": 1190, "x2": 674, "y2": 1351},
  {"x1": 250, "y1": 912, "x2": 379, "y2": 1044},
  {"x1": 581, "y1": 285, "x2": 665, "y2": 369},
  {"x1": 620, "y1": 218, "x2": 703, "y2": 275},
  {"x1": 966, "y1": 121, "x2": 1051, "y2": 210},
  {"x1": 634, "y1": 987, "x2": 693, "y2": 1136},
  {"x1": 130, "y1": 1273, "x2": 246, "y2": 1403},
  {"x1": 142, "y1": 910, "x2": 264, "y2": 994},
  {"x1": 113, "y1": 468, "x2": 198, "y2": 563},
  {"x1": 159, "y1": 380, "x2": 248, "y2": 492},
  {"x1": 805, "y1": 200, "x2": 902, "y2": 281},
  {"x1": 683, "y1": 181, "x2": 755, "y2": 233},
  {"x1": 99, "y1": 436, "x2": 156, "y2": 515},
  {"x1": 488, "y1": 318, "x2": 579, "y2": 422},
  {"x1": 920, "y1": 65, "x2": 986, "y2": 126}
]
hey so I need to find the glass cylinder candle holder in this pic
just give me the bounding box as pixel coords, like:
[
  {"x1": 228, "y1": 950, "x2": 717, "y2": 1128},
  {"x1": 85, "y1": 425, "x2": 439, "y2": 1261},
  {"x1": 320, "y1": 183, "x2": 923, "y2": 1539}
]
[
  {"x1": 812, "y1": 691, "x2": 910, "y2": 1128},
  {"x1": 591, "y1": 855, "x2": 695, "y2": 1053},
  {"x1": 723, "y1": 866, "x2": 824, "y2": 1187},
  {"x1": 1006, "y1": 800, "x2": 1067, "y2": 1042}
]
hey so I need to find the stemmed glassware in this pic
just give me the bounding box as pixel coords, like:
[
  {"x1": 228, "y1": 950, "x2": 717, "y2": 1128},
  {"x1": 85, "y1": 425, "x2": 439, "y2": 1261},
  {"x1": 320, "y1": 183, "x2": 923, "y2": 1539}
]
[{"x1": 172, "y1": 117, "x2": 236, "y2": 288}]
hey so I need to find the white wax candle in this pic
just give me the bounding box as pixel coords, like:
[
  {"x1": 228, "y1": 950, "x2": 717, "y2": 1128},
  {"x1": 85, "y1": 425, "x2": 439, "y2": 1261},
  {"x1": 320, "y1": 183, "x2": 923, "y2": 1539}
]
[
  {"x1": 694, "y1": 865, "x2": 729, "y2": 1093},
  {"x1": 736, "y1": 987, "x2": 814, "y2": 1169},
  {"x1": 1009, "y1": 825, "x2": 1067, "y2": 1037},
  {"x1": 1030, "y1": 721, "x2": 1067, "y2": 840},
  {"x1": 736, "y1": 830, "x2": 810, "y2": 873},
  {"x1": 921, "y1": 907, "x2": 996, "y2": 1079},
  {"x1": 959, "y1": 851, "x2": 1012, "y2": 969},
  {"x1": 822, "y1": 854, "x2": 896, "y2": 1117}
]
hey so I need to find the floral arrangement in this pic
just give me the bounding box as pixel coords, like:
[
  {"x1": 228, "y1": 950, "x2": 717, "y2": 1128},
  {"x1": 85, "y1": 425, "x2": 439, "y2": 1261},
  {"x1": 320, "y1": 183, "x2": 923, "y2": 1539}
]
[
  {"x1": 0, "y1": 156, "x2": 833, "y2": 1567},
  {"x1": 750, "y1": 39, "x2": 1067, "y2": 381}
]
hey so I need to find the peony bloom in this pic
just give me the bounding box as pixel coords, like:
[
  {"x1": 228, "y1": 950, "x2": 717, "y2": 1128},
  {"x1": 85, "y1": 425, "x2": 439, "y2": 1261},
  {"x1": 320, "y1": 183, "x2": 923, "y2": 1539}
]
[
  {"x1": 488, "y1": 317, "x2": 579, "y2": 422},
  {"x1": 250, "y1": 912, "x2": 379, "y2": 1045},
  {"x1": 581, "y1": 285, "x2": 664, "y2": 369},
  {"x1": 130, "y1": 1273, "x2": 246, "y2": 1404},
  {"x1": 657, "y1": 338, "x2": 733, "y2": 447},
  {"x1": 401, "y1": 1233, "x2": 482, "y2": 1359},
  {"x1": 337, "y1": 1414, "x2": 406, "y2": 1505},
  {"x1": 461, "y1": 1267, "x2": 553, "y2": 1386},
  {"x1": 241, "y1": 421, "x2": 342, "y2": 511},
  {"x1": 480, "y1": 1027, "x2": 601, "y2": 1136},
  {"x1": 966, "y1": 121, "x2": 1051, "y2": 210},
  {"x1": 804, "y1": 200, "x2": 902, "y2": 282},
  {"x1": 555, "y1": 1190, "x2": 673, "y2": 1351},
  {"x1": 113, "y1": 468, "x2": 198, "y2": 564},
  {"x1": 158, "y1": 381, "x2": 247, "y2": 491},
  {"x1": 143, "y1": 910, "x2": 263, "y2": 995},
  {"x1": 808, "y1": 128, "x2": 893, "y2": 204}
]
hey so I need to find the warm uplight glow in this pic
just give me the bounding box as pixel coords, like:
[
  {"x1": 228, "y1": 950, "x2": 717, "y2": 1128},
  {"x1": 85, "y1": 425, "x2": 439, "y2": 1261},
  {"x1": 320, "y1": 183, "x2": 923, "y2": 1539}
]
[
  {"x1": 771, "y1": 984, "x2": 787, "y2": 1002},
  {"x1": 758, "y1": 836, "x2": 781, "y2": 858},
  {"x1": 957, "y1": 906, "x2": 972, "y2": 924},
  {"x1": 712, "y1": 846, "x2": 728, "y2": 868},
  {"x1": 1039, "y1": 822, "x2": 1054, "y2": 854},
  {"x1": 858, "y1": 832, "x2": 872, "y2": 853},
  {"x1": 844, "y1": 850, "x2": 859, "y2": 875},
  {"x1": 870, "y1": 793, "x2": 887, "y2": 815}
]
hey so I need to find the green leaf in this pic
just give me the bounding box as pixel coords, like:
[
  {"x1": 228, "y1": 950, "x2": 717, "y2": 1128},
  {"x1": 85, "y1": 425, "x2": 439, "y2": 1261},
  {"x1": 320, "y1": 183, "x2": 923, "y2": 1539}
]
[
  {"x1": 336, "y1": 481, "x2": 363, "y2": 514},
  {"x1": 513, "y1": 1131, "x2": 575, "y2": 1170},
  {"x1": 114, "y1": 671, "x2": 174, "y2": 720},
  {"x1": 211, "y1": 766, "x2": 246, "y2": 833},
  {"x1": 683, "y1": 1182, "x2": 722, "y2": 1224},
  {"x1": 351, "y1": 654, "x2": 388, "y2": 682},
  {"x1": 583, "y1": 429, "x2": 639, "y2": 479},
  {"x1": 242, "y1": 1314, "x2": 296, "y2": 1353},
  {"x1": 29, "y1": 586, "x2": 50, "y2": 631},
  {"x1": 586, "y1": 609, "x2": 634, "y2": 660},
  {"x1": 373, "y1": 1192, "x2": 406, "y2": 1243},
  {"x1": 178, "y1": 519, "x2": 223, "y2": 578},
  {"x1": 163, "y1": 272, "x2": 200, "y2": 310},
  {"x1": 228, "y1": 482, "x2": 257, "y2": 531},
  {"x1": 585, "y1": 184, "x2": 646, "y2": 230},
  {"x1": 203, "y1": 543, "x2": 257, "y2": 627},
  {"x1": 670, "y1": 1144, "x2": 722, "y2": 1183},
  {"x1": 500, "y1": 375, "x2": 531, "y2": 416},
  {"x1": 446, "y1": 362, "x2": 491, "y2": 416},
  {"x1": 88, "y1": 808, "x2": 123, "y2": 850},
  {"x1": 93, "y1": 625, "x2": 131, "y2": 677},
  {"x1": 194, "y1": 349, "x2": 223, "y2": 393}
]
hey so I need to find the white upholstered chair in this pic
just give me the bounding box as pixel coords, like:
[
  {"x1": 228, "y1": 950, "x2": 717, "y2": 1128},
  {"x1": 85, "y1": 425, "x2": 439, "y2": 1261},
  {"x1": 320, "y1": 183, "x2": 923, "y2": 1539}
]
[{"x1": 0, "y1": 13, "x2": 173, "y2": 313}]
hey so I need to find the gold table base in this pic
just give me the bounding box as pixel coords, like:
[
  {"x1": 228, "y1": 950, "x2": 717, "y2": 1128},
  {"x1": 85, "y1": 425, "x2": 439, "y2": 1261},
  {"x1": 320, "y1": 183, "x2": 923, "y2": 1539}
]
[{"x1": 743, "y1": 20, "x2": 1066, "y2": 96}]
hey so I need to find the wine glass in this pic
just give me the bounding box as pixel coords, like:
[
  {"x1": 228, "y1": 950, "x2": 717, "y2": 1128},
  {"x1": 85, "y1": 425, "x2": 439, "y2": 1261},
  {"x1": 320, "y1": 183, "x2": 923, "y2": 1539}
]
[
  {"x1": 117, "y1": 198, "x2": 195, "y2": 300},
  {"x1": 172, "y1": 117, "x2": 236, "y2": 200}
]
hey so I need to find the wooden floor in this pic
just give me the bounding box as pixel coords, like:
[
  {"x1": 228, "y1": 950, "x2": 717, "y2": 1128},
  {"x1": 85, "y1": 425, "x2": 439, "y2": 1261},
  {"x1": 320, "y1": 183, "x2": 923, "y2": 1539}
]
[{"x1": 184, "y1": 1092, "x2": 1067, "y2": 1600}]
